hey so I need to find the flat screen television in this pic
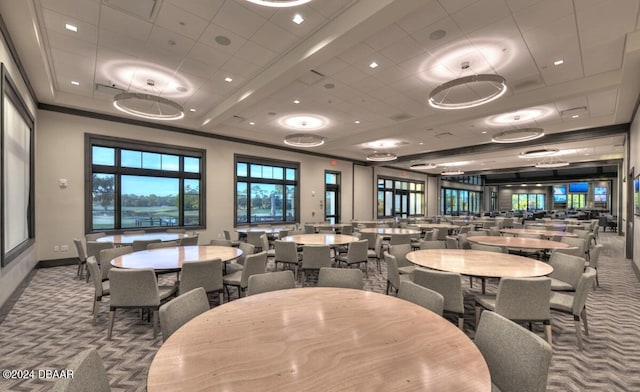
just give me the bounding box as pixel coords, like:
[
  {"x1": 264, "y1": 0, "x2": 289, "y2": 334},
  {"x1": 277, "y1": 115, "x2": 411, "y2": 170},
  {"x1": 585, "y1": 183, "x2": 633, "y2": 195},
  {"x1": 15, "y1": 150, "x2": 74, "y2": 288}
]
[
  {"x1": 553, "y1": 186, "x2": 567, "y2": 203},
  {"x1": 569, "y1": 182, "x2": 589, "y2": 193},
  {"x1": 594, "y1": 187, "x2": 607, "y2": 203}
]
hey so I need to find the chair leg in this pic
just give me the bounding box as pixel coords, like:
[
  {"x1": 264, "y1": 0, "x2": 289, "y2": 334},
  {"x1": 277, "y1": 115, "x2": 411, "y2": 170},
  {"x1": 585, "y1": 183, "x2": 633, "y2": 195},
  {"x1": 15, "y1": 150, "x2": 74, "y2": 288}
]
[
  {"x1": 574, "y1": 316, "x2": 583, "y2": 350},
  {"x1": 544, "y1": 321, "x2": 552, "y2": 347},
  {"x1": 107, "y1": 310, "x2": 116, "y2": 340},
  {"x1": 386, "y1": 281, "x2": 391, "y2": 295},
  {"x1": 581, "y1": 308, "x2": 589, "y2": 336},
  {"x1": 475, "y1": 306, "x2": 482, "y2": 328},
  {"x1": 457, "y1": 316, "x2": 464, "y2": 331},
  {"x1": 152, "y1": 310, "x2": 158, "y2": 339},
  {"x1": 469, "y1": 276, "x2": 473, "y2": 288},
  {"x1": 92, "y1": 299, "x2": 100, "y2": 326},
  {"x1": 218, "y1": 292, "x2": 224, "y2": 305}
]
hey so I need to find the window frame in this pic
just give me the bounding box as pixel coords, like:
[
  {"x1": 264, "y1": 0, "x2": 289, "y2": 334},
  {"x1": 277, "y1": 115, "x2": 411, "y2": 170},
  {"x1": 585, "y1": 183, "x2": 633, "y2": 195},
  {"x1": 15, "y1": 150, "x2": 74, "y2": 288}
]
[
  {"x1": 234, "y1": 154, "x2": 300, "y2": 226},
  {"x1": 85, "y1": 134, "x2": 206, "y2": 233},
  {"x1": 376, "y1": 175, "x2": 424, "y2": 218},
  {"x1": 440, "y1": 187, "x2": 481, "y2": 216}
]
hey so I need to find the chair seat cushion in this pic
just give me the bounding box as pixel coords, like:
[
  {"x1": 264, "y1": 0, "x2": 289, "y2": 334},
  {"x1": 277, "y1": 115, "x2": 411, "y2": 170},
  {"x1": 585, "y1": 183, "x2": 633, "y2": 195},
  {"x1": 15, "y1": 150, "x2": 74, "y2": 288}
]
[
  {"x1": 159, "y1": 285, "x2": 177, "y2": 301},
  {"x1": 474, "y1": 294, "x2": 497, "y2": 311},
  {"x1": 550, "y1": 291, "x2": 573, "y2": 313},
  {"x1": 223, "y1": 270, "x2": 242, "y2": 286},
  {"x1": 225, "y1": 263, "x2": 244, "y2": 274},
  {"x1": 399, "y1": 274, "x2": 413, "y2": 284},
  {"x1": 550, "y1": 277, "x2": 574, "y2": 291},
  {"x1": 398, "y1": 265, "x2": 415, "y2": 275}
]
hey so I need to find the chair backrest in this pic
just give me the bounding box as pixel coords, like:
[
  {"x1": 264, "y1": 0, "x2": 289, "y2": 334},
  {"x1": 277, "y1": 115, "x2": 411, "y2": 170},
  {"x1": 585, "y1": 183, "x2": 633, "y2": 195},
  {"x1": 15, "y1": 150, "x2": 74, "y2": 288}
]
[
  {"x1": 388, "y1": 244, "x2": 412, "y2": 268},
  {"x1": 274, "y1": 240, "x2": 298, "y2": 263},
  {"x1": 166, "y1": 228, "x2": 186, "y2": 233},
  {"x1": 277, "y1": 230, "x2": 290, "y2": 239},
  {"x1": 346, "y1": 239, "x2": 368, "y2": 262},
  {"x1": 494, "y1": 277, "x2": 551, "y2": 321},
  {"x1": 85, "y1": 232, "x2": 106, "y2": 241},
  {"x1": 445, "y1": 236, "x2": 458, "y2": 249},
  {"x1": 247, "y1": 270, "x2": 296, "y2": 296},
  {"x1": 372, "y1": 235, "x2": 383, "y2": 258},
  {"x1": 180, "y1": 258, "x2": 223, "y2": 295},
  {"x1": 100, "y1": 246, "x2": 133, "y2": 281},
  {"x1": 561, "y1": 236, "x2": 586, "y2": 255},
  {"x1": 318, "y1": 267, "x2": 364, "y2": 290},
  {"x1": 159, "y1": 287, "x2": 209, "y2": 341},
  {"x1": 209, "y1": 239, "x2": 232, "y2": 247},
  {"x1": 569, "y1": 268, "x2": 597, "y2": 316},
  {"x1": 423, "y1": 230, "x2": 434, "y2": 241},
  {"x1": 147, "y1": 240, "x2": 178, "y2": 249},
  {"x1": 179, "y1": 235, "x2": 199, "y2": 246},
  {"x1": 457, "y1": 233, "x2": 471, "y2": 249},
  {"x1": 86, "y1": 241, "x2": 114, "y2": 263},
  {"x1": 458, "y1": 225, "x2": 472, "y2": 234},
  {"x1": 341, "y1": 225, "x2": 353, "y2": 235},
  {"x1": 398, "y1": 280, "x2": 444, "y2": 316},
  {"x1": 246, "y1": 231, "x2": 265, "y2": 249},
  {"x1": 419, "y1": 240, "x2": 446, "y2": 250},
  {"x1": 304, "y1": 224, "x2": 316, "y2": 234},
  {"x1": 435, "y1": 227, "x2": 448, "y2": 241},
  {"x1": 260, "y1": 234, "x2": 270, "y2": 252},
  {"x1": 517, "y1": 233, "x2": 543, "y2": 239},
  {"x1": 588, "y1": 244, "x2": 603, "y2": 269},
  {"x1": 359, "y1": 231, "x2": 377, "y2": 249},
  {"x1": 240, "y1": 251, "x2": 268, "y2": 288},
  {"x1": 86, "y1": 257, "x2": 105, "y2": 297},
  {"x1": 126, "y1": 230, "x2": 146, "y2": 234},
  {"x1": 551, "y1": 246, "x2": 583, "y2": 258},
  {"x1": 132, "y1": 239, "x2": 161, "y2": 252},
  {"x1": 548, "y1": 251, "x2": 585, "y2": 290},
  {"x1": 470, "y1": 243, "x2": 508, "y2": 253},
  {"x1": 390, "y1": 233, "x2": 411, "y2": 245},
  {"x1": 384, "y1": 252, "x2": 400, "y2": 291},
  {"x1": 52, "y1": 348, "x2": 111, "y2": 392},
  {"x1": 412, "y1": 268, "x2": 464, "y2": 314},
  {"x1": 108, "y1": 268, "x2": 160, "y2": 307},
  {"x1": 223, "y1": 230, "x2": 233, "y2": 241},
  {"x1": 475, "y1": 311, "x2": 552, "y2": 392},
  {"x1": 238, "y1": 242, "x2": 255, "y2": 264},
  {"x1": 467, "y1": 230, "x2": 488, "y2": 237},
  {"x1": 73, "y1": 238, "x2": 87, "y2": 261},
  {"x1": 301, "y1": 245, "x2": 332, "y2": 270}
]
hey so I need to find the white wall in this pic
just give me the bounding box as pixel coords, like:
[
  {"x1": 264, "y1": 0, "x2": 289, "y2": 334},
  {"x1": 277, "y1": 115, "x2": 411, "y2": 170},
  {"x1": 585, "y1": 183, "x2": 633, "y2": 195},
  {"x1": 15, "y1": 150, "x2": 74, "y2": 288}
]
[
  {"x1": 353, "y1": 164, "x2": 373, "y2": 219},
  {"x1": 630, "y1": 110, "x2": 640, "y2": 274},
  {"x1": 35, "y1": 110, "x2": 360, "y2": 261}
]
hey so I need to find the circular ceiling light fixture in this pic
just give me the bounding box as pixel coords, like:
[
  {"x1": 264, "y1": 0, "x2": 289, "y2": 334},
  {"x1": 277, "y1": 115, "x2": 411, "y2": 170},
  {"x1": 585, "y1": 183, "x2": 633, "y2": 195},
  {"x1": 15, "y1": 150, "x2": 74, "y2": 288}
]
[
  {"x1": 491, "y1": 128, "x2": 544, "y2": 143},
  {"x1": 246, "y1": 0, "x2": 312, "y2": 7},
  {"x1": 428, "y1": 62, "x2": 507, "y2": 110},
  {"x1": 518, "y1": 148, "x2": 559, "y2": 159},
  {"x1": 366, "y1": 152, "x2": 397, "y2": 162},
  {"x1": 283, "y1": 133, "x2": 325, "y2": 148},
  {"x1": 441, "y1": 169, "x2": 465, "y2": 176},
  {"x1": 279, "y1": 114, "x2": 328, "y2": 131},
  {"x1": 534, "y1": 157, "x2": 570, "y2": 168},
  {"x1": 411, "y1": 163, "x2": 438, "y2": 170},
  {"x1": 113, "y1": 92, "x2": 184, "y2": 121}
]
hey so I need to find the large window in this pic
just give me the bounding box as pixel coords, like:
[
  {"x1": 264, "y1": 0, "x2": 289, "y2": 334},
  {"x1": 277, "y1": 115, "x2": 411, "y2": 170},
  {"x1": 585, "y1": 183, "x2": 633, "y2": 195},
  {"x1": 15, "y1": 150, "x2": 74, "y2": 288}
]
[
  {"x1": 441, "y1": 188, "x2": 481, "y2": 215},
  {"x1": 86, "y1": 135, "x2": 205, "y2": 232},
  {"x1": 511, "y1": 193, "x2": 545, "y2": 211},
  {"x1": 235, "y1": 155, "x2": 299, "y2": 225},
  {"x1": 325, "y1": 171, "x2": 340, "y2": 224},
  {"x1": 2, "y1": 66, "x2": 35, "y2": 266},
  {"x1": 377, "y1": 177, "x2": 424, "y2": 218}
]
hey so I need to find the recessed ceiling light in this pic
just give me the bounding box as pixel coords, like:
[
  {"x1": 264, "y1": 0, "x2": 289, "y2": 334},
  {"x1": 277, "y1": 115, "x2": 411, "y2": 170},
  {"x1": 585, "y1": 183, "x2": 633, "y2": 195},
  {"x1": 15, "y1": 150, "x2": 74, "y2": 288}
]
[
  {"x1": 293, "y1": 99, "x2": 300, "y2": 104},
  {"x1": 224, "y1": 77, "x2": 233, "y2": 83},
  {"x1": 189, "y1": 108, "x2": 196, "y2": 112},
  {"x1": 481, "y1": 131, "x2": 487, "y2": 134},
  {"x1": 279, "y1": 114, "x2": 328, "y2": 130},
  {"x1": 419, "y1": 142, "x2": 424, "y2": 145},
  {"x1": 292, "y1": 14, "x2": 304, "y2": 24},
  {"x1": 518, "y1": 148, "x2": 559, "y2": 158},
  {"x1": 521, "y1": 184, "x2": 527, "y2": 186},
  {"x1": 246, "y1": 0, "x2": 312, "y2": 7},
  {"x1": 536, "y1": 184, "x2": 542, "y2": 187},
  {"x1": 369, "y1": 61, "x2": 378, "y2": 69},
  {"x1": 441, "y1": 169, "x2": 464, "y2": 176},
  {"x1": 366, "y1": 152, "x2": 397, "y2": 162},
  {"x1": 65, "y1": 23, "x2": 78, "y2": 32},
  {"x1": 553, "y1": 59, "x2": 564, "y2": 66},
  {"x1": 411, "y1": 163, "x2": 437, "y2": 170},
  {"x1": 571, "y1": 114, "x2": 579, "y2": 118},
  {"x1": 354, "y1": 120, "x2": 360, "y2": 124},
  {"x1": 249, "y1": 121, "x2": 256, "y2": 125},
  {"x1": 71, "y1": 80, "x2": 79, "y2": 86}
]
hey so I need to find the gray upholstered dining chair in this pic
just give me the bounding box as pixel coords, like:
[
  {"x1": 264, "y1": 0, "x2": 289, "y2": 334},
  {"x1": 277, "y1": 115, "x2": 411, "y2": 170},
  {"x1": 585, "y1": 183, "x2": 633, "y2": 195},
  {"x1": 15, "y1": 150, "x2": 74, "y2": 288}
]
[
  {"x1": 475, "y1": 311, "x2": 552, "y2": 392},
  {"x1": 587, "y1": 244, "x2": 603, "y2": 287},
  {"x1": 52, "y1": 348, "x2": 111, "y2": 392},
  {"x1": 318, "y1": 267, "x2": 364, "y2": 290},
  {"x1": 179, "y1": 235, "x2": 199, "y2": 246},
  {"x1": 166, "y1": 228, "x2": 186, "y2": 233},
  {"x1": 299, "y1": 245, "x2": 331, "y2": 284},
  {"x1": 273, "y1": 240, "x2": 301, "y2": 276},
  {"x1": 86, "y1": 240, "x2": 115, "y2": 282},
  {"x1": 209, "y1": 239, "x2": 233, "y2": 247},
  {"x1": 384, "y1": 252, "x2": 412, "y2": 295},
  {"x1": 159, "y1": 287, "x2": 209, "y2": 341},
  {"x1": 246, "y1": 231, "x2": 265, "y2": 251},
  {"x1": 418, "y1": 240, "x2": 446, "y2": 250},
  {"x1": 73, "y1": 238, "x2": 88, "y2": 278},
  {"x1": 107, "y1": 268, "x2": 176, "y2": 340},
  {"x1": 474, "y1": 277, "x2": 552, "y2": 346},
  {"x1": 547, "y1": 251, "x2": 585, "y2": 292},
  {"x1": 225, "y1": 242, "x2": 254, "y2": 275},
  {"x1": 366, "y1": 235, "x2": 383, "y2": 273},
  {"x1": 223, "y1": 230, "x2": 241, "y2": 247},
  {"x1": 223, "y1": 251, "x2": 267, "y2": 299},
  {"x1": 147, "y1": 240, "x2": 178, "y2": 249},
  {"x1": 99, "y1": 246, "x2": 134, "y2": 282},
  {"x1": 398, "y1": 280, "x2": 444, "y2": 316},
  {"x1": 85, "y1": 232, "x2": 106, "y2": 241},
  {"x1": 444, "y1": 236, "x2": 458, "y2": 249},
  {"x1": 550, "y1": 267, "x2": 597, "y2": 350},
  {"x1": 412, "y1": 268, "x2": 465, "y2": 330},
  {"x1": 389, "y1": 244, "x2": 415, "y2": 275},
  {"x1": 179, "y1": 258, "x2": 224, "y2": 305},
  {"x1": 247, "y1": 270, "x2": 296, "y2": 296},
  {"x1": 86, "y1": 256, "x2": 110, "y2": 325},
  {"x1": 132, "y1": 239, "x2": 161, "y2": 251},
  {"x1": 260, "y1": 233, "x2": 276, "y2": 258},
  {"x1": 335, "y1": 239, "x2": 369, "y2": 276}
]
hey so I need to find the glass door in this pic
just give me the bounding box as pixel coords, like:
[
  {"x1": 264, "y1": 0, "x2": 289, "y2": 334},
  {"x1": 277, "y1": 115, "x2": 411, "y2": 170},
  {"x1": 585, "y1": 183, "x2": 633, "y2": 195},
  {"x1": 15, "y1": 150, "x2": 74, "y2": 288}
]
[{"x1": 324, "y1": 171, "x2": 340, "y2": 224}]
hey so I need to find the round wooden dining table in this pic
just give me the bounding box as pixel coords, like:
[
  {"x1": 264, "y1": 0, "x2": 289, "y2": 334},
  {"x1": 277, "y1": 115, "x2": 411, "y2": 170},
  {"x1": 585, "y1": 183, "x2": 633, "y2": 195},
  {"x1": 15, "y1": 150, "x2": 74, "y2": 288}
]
[
  {"x1": 499, "y1": 228, "x2": 578, "y2": 238},
  {"x1": 147, "y1": 287, "x2": 491, "y2": 392},
  {"x1": 359, "y1": 227, "x2": 420, "y2": 235},
  {"x1": 97, "y1": 232, "x2": 190, "y2": 245},
  {"x1": 235, "y1": 227, "x2": 292, "y2": 235},
  {"x1": 111, "y1": 245, "x2": 242, "y2": 270},
  {"x1": 281, "y1": 233, "x2": 359, "y2": 245},
  {"x1": 465, "y1": 235, "x2": 571, "y2": 251}
]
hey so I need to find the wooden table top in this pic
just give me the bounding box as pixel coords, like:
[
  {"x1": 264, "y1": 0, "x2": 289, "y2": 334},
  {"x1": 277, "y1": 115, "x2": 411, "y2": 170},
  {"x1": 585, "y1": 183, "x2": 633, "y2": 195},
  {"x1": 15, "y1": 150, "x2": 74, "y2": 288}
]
[
  {"x1": 359, "y1": 227, "x2": 420, "y2": 235},
  {"x1": 147, "y1": 288, "x2": 491, "y2": 392},
  {"x1": 351, "y1": 220, "x2": 394, "y2": 224},
  {"x1": 281, "y1": 234, "x2": 359, "y2": 245},
  {"x1": 235, "y1": 227, "x2": 292, "y2": 234},
  {"x1": 111, "y1": 245, "x2": 242, "y2": 270},
  {"x1": 466, "y1": 235, "x2": 571, "y2": 250},
  {"x1": 500, "y1": 228, "x2": 578, "y2": 238},
  {"x1": 406, "y1": 249, "x2": 554, "y2": 278},
  {"x1": 525, "y1": 222, "x2": 568, "y2": 230},
  {"x1": 97, "y1": 233, "x2": 189, "y2": 245},
  {"x1": 313, "y1": 223, "x2": 352, "y2": 229},
  {"x1": 413, "y1": 223, "x2": 460, "y2": 229}
]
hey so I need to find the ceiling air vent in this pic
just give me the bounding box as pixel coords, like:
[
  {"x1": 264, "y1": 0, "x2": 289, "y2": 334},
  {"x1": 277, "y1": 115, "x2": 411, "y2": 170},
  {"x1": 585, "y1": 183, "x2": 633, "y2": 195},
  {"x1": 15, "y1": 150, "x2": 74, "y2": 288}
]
[
  {"x1": 297, "y1": 69, "x2": 325, "y2": 86},
  {"x1": 434, "y1": 131, "x2": 453, "y2": 139},
  {"x1": 389, "y1": 113, "x2": 413, "y2": 122},
  {"x1": 103, "y1": 0, "x2": 160, "y2": 21}
]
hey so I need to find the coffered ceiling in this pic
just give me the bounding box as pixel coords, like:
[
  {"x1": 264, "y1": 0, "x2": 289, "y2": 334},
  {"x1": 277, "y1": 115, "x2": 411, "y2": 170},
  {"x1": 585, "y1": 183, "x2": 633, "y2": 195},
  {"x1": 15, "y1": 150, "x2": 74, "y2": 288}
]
[{"x1": 2, "y1": 0, "x2": 637, "y2": 174}]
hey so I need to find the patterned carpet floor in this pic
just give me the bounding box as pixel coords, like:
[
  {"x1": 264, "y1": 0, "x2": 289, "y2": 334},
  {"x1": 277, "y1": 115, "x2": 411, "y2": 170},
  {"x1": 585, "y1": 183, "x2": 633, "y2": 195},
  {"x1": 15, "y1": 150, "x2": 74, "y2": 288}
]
[{"x1": 0, "y1": 232, "x2": 638, "y2": 391}]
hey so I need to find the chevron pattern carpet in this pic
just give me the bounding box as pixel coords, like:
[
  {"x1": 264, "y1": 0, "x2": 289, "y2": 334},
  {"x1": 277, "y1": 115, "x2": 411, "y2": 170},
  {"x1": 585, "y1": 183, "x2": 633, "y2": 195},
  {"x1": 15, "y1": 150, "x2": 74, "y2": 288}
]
[{"x1": 0, "y1": 232, "x2": 637, "y2": 391}]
